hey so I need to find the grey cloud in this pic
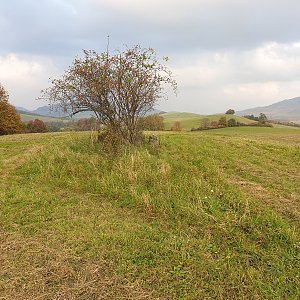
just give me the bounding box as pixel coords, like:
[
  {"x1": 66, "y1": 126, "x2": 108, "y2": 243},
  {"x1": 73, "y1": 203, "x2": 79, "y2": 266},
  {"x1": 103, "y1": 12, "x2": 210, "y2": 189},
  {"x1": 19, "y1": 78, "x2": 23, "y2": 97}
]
[
  {"x1": 1, "y1": 0, "x2": 300, "y2": 57},
  {"x1": 1, "y1": 0, "x2": 300, "y2": 112}
]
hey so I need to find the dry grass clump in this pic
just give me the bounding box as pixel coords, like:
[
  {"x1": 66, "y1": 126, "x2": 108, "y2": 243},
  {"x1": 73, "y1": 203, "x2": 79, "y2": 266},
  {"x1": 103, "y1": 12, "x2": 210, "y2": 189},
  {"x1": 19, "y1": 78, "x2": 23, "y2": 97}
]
[{"x1": 0, "y1": 231, "x2": 160, "y2": 300}]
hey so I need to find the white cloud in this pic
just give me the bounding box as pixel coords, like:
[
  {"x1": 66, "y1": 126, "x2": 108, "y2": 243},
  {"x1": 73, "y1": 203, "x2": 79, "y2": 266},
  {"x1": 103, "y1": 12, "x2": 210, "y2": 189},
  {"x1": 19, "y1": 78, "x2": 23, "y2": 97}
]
[
  {"x1": 0, "y1": 54, "x2": 58, "y2": 109},
  {"x1": 159, "y1": 41, "x2": 300, "y2": 113}
]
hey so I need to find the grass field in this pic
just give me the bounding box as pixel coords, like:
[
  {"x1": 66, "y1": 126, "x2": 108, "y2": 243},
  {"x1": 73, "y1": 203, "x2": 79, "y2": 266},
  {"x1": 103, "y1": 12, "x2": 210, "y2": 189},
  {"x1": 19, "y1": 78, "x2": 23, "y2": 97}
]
[
  {"x1": 162, "y1": 112, "x2": 257, "y2": 130},
  {"x1": 0, "y1": 127, "x2": 300, "y2": 299},
  {"x1": 19, "y1": 112, "x2": 69, "y2": 123}
]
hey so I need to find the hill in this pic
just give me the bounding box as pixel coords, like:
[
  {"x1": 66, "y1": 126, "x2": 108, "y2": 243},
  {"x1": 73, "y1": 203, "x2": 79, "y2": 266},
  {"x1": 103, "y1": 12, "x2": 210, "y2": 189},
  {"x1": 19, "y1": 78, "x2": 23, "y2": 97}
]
[
  {"x1": 18, "y1": 110, "x2": 69, "y2": 122},
  {"x1": 31, "y1": 105, "x2": 94, "y2": 119},
  {"x1": 162, "y1": 112, "x2": 256, "y2": 130},
  {"x1": 237, "y1": 96, "x2": 300, "y2": 122},
  {"x1": 0, "y1": 128, "x2": 299, "y2": 299},
  {"x1": 18, "y1": 105, "x2": 164, "y2": 120}
]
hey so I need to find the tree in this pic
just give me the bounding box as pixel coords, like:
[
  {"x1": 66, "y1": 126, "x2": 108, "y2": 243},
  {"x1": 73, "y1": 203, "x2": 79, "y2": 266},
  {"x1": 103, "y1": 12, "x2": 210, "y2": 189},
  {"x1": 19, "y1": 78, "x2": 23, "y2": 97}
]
[
  {"x1": 218, "y1": 116, "x2": 227, "y2": 127},
  {"x1": 258, "y1": 113, "x2": 268, "y2": 124},
  {"x1": 26, "y1": 119, "x2": 48, "y2": 133},
  {"x1": 227, "y1": 118, "x2": 237, "y2": 127},
  {"x1": 225, "y1": 109, "x2": 235, "y2": 115},
  {"x1": 41, "y1": 45, "x2": 176, "y2": 145},
  {"x1": 75, "y1": 117, "x2": 101, "y2": 131},
  {"x1": 0, "y1": 84, "x2": 23, "y2": 135},
  {"x1": 138, "y1": 114, "x2": 164, "y2": 131},
  {"x1": 171, "y1": 121, "x2": 181, "y2": 131},
  {"x1": 210, "y1": 121, "x2": 219, "y2": 128},
  {"x1": 200, "y1": 118, "x2": 210, "y2": 129},
  {"x1": 243, "y1": 114, "x2": 257, "y2": 121}
]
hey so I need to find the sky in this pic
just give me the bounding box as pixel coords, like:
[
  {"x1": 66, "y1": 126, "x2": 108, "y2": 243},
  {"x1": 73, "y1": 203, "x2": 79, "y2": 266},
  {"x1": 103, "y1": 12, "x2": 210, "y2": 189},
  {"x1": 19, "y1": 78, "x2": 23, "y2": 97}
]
[{"x1": 0, "y1": 0, "x2": 300, "y2": 114}]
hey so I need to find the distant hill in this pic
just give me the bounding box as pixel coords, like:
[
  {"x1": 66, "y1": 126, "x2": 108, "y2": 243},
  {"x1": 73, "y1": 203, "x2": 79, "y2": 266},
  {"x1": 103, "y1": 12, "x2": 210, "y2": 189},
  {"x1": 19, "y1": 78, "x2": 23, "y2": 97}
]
[
  {"x1": 17, "y1": 105, "x2": 164, "y2": 120},
  {"x1": 18, "y1": 111, "x2": 69, "y2": 123},
  {"x1": 237, "y1": 97, "x2": 300, "y2": 122},
  {"x1": 16, "y1": 105, "x2": 95, "y2": 119},
  {"x1": 31, "y1": 105, "x2": 94, "y2": 119}
]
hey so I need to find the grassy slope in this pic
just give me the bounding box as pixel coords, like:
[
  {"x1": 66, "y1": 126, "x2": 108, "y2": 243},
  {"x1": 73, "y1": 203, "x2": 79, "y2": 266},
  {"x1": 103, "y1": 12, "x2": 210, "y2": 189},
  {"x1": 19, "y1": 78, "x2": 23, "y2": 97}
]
[
  {"x1": 162, "y1": 112, "x2": 256, "y2": 130},
  {"x1": 20, "y1": 112, "x2": 69, "y2": 122},
  {"x1": 0, "y1": 128, "x2": 300, "y2": 299}
]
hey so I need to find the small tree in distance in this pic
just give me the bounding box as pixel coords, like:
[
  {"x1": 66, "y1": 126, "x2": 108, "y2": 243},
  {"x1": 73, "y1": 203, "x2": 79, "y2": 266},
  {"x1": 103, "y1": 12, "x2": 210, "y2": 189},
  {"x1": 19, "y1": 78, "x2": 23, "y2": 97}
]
[
  {"x1": 258, "y1": 113, "x2": 268, "y2": 124},
  {"x1": 41, "y1": 45, "x2": 177, "y2": 145},
  {"x1": 225, "y1": 109, "x2": 235, "y2": 115},
  {"x1": 138, "y1": 114, "x2": 164, "y2": 131},
  {"x1": 171, "y1": 121, "x2": 181, "y2": 131},
  {"x1": 201, "y1": 118, "x2": 210, "y2": 129},
  {"x1": 218, "y1": 116, "x2": 227, "y2": 127},
  {"x1": 227, "y1": 118, "x2": 237, "y2": 127}
]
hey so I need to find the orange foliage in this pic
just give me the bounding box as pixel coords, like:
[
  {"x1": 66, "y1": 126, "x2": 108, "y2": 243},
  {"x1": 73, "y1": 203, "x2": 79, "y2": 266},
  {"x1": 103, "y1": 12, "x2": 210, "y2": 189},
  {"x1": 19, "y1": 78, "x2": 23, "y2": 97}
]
[{"x1": 0, "y1": 84, "x2": 23, "y2": 135}]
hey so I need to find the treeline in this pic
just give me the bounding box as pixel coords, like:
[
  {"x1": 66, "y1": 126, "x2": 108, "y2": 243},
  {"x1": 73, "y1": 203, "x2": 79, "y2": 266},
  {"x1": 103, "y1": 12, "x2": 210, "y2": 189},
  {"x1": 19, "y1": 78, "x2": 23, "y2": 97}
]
[
  {"x1": 44, "y1": 118, "x2": 102, "y2": 132},
  {"x1": 191, "y1": 114, "x2": 272, "y2": 132},
  {"x1": 22, "y1": 117, "x2": 102, "y2": 133},
  {"x1": 46, "y1": 114, "x2": 165, "y2": 133}
]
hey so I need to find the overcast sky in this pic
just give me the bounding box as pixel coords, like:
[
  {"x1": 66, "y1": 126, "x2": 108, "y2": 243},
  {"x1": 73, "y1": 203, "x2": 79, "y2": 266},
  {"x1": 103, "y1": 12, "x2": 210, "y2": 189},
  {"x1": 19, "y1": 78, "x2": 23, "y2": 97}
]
[{"x1": 1, "y1": 0, "x2": 300, "y2": 113}]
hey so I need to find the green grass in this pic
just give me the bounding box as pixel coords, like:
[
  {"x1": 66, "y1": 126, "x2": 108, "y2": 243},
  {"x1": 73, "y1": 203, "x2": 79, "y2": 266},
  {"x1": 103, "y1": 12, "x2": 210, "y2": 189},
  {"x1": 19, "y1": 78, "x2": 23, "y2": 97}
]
[
  {"x1": 19, "y1": 112, "x2": 69, "y2": 122},
  {"x1": 162, "y1": 112, "x2": 257, "y2": 130},
  {"x1": 0, "y1": 128, "x2": 300, "y2": 299}
]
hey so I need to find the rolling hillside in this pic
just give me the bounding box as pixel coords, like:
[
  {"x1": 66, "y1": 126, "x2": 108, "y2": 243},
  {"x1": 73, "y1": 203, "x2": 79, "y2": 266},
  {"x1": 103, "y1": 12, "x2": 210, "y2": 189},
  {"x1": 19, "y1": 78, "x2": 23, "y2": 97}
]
[
  {"x1": 0, "y1": 128, "x2": 299, "y2": 299},
  {"x1": 237, "y1": 96, "x2": 300, "y2": 122},
  {"x1": 162, "y1": 112, "x2": 256, "y2": 130},
  {"x1": 18, "y1": 105, "x2": 164, "y2": 120},
  {"x1": 18, "y1": 111, "x2": 69, "y2": 122}
]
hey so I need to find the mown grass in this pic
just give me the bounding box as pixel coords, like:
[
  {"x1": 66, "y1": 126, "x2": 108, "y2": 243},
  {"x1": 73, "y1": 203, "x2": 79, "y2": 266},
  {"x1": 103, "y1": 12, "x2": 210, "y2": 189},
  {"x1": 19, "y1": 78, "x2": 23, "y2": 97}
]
[
  {"x1": 0, "y1": 128, "x2": 300, "y2": 299},
  {"x1": 162, "y1": 112, "x2": 257, "y2": 130}
]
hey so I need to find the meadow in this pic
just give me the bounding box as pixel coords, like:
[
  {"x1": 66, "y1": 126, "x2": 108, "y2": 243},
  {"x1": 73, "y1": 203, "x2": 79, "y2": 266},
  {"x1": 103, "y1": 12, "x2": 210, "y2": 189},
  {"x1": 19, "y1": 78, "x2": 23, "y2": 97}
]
[
  {"x1": 162, "y1": 112, "x2": 257, "y2": 130},
  {"x1": 0, "y1": 127, "x2": 299, "y2": 299},
  {"x1": 19, "y1": 112, "x2": 67, "y2": 123}
]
